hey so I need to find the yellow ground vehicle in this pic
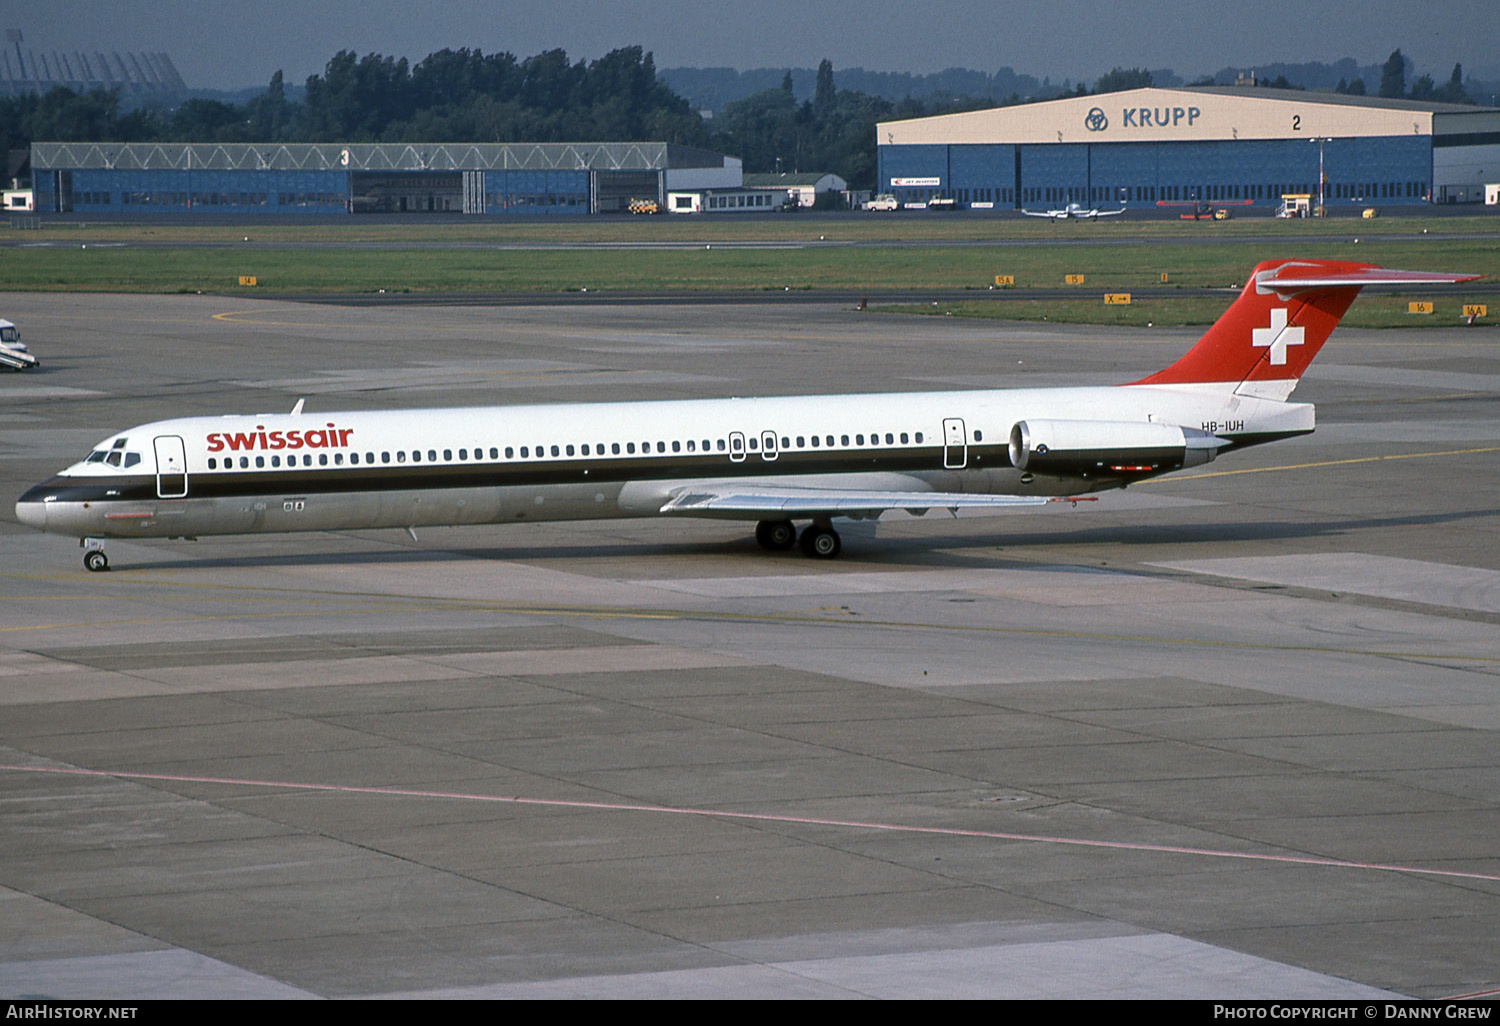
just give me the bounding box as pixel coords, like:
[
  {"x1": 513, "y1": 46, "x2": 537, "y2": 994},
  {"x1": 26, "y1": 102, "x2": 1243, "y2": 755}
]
[{"x1": 628, "y1": 198, "x2": 659, "y2": 215}]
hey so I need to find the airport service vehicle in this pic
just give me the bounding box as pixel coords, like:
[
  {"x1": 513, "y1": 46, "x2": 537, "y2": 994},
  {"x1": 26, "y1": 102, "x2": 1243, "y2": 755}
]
[
  {"x1": 863, "y1": 194, "x2": 898, "y2": 211},
  {"x1": 15, "y1": 260, "x2": 1477, "y2": 571},
  {"x1": 0, "y1": 318, "x2": 38, "y2": 371},
  {"x1": 1022, "y1": 202, "x2": 1127, "y2": 220},
  {"x1": 1157, "y1": 199, "x2": 1253, "y2": 221}
]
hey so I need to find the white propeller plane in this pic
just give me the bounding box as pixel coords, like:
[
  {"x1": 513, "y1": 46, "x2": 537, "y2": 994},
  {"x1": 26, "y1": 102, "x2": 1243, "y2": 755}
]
[{"x1": 1021, "y1": 202, "x2": 1127, "y2": 220}]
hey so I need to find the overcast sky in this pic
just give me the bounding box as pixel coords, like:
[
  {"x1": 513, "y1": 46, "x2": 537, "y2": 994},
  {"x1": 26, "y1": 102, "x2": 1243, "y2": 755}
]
[{"x1": 12, "y1": 0, "x2": 1497, "y2": 91}]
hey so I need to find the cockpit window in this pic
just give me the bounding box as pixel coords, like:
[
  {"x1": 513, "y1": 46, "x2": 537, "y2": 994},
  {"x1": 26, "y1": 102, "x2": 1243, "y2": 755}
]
[
  {"x1": 0, "y1": 327, "x2": 18, "y2": 343},
  {"x1": 85, "y1": 451, "x2": 108, "y2": 463},
  {"x1": 105, "y1": 452, "x2": 122, "y2": 467},
  {"x1": 124, "y1": 452, "x2": 141, "y2": 468}
]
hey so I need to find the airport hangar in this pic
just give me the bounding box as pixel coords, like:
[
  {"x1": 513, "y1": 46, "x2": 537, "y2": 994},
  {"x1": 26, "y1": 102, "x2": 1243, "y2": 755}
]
[
  {"x1": 876, "y1": 86, "x2": 1500, "y2": 210},
  {"x1": 28, "y1": 140, "x2": 743, "y2": 215}
]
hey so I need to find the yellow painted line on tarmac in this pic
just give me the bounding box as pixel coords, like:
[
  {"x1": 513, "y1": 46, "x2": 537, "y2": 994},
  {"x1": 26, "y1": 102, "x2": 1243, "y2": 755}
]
[
  {"x1": 211, "y1": 309, "x2": 356, "y2": 328},
  {"x1": 1150, "y1": 445, "x2": 1500, "y2": 482}
]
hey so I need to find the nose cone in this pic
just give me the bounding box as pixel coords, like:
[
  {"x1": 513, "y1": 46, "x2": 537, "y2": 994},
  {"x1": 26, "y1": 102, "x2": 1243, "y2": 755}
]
[{"x1": 15, "y1": 482, "x2": 52, "y2": 531}]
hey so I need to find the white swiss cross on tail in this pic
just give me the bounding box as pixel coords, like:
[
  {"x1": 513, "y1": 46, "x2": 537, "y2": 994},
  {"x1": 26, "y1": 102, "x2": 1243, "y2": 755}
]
[{"x1": 1251, "y1": 307, "x2": 1304, "y2": 366}]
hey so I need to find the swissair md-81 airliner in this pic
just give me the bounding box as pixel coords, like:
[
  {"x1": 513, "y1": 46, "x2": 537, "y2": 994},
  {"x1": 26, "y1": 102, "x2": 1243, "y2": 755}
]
[{"x1": 15, "y1": 260, "x2": 1477, "y2": 571}]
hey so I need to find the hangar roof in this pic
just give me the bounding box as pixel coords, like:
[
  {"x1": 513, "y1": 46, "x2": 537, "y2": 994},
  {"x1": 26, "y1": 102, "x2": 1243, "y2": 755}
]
[
  {"x1": 878, "y1": 87, "x2": 1500, "y2": 147},
  {"x1": 30, "y1": 141, "x2": 734, "y2": 173}
]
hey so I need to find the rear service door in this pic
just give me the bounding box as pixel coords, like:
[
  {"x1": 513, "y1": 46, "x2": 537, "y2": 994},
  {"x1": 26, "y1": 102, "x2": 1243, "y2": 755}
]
[
  {"x1": 942, "y1": 418, "x2": 967, "y2": 469},
  {"x1": 154, "y1": 435, "x2": 188, "y2": 498}
]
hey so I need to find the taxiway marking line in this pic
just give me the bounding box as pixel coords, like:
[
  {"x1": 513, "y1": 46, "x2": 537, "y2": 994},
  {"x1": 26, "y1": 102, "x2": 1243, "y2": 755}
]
[
  {"x1": 1152, "y1": 445, "x2": 1500, "y2": 482},
  {"x1": 5, "y1": 763, "x2": 1498, "y2": 885}
]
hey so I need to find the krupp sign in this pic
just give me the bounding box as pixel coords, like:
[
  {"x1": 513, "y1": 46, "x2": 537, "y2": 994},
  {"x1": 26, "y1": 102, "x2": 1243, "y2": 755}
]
[{"x1": 1088, "y1": 105, "x2": 1202, "y2": 131}]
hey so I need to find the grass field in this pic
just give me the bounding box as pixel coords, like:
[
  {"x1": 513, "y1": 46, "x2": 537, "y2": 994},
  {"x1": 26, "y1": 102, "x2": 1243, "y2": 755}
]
[{"x1": 4, "y1": 214, "x2": 1497, "y2": 327}]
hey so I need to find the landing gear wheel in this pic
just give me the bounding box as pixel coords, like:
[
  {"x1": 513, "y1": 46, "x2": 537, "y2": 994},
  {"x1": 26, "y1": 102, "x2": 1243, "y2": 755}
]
[
  {"x1": 755, "y1": 519, "x2": 797, "y2": 550},
  {"x1": 798, "y1": 524, "x2": 842, "y2": 559},
  {"x1": 83, "y1": 549, "x2": 109, "y2": 573}
]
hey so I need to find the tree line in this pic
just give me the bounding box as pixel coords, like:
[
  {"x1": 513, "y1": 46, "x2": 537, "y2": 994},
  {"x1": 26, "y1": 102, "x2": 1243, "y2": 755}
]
[{"x1": 1, "y1": 46, "x2": 1480, "y2": 192}]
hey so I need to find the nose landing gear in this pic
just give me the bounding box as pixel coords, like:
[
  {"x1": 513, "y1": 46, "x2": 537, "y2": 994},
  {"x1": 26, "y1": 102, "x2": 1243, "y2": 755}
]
[{"x1": 81, "y1": 539, "x2": 109, "y2": 572}]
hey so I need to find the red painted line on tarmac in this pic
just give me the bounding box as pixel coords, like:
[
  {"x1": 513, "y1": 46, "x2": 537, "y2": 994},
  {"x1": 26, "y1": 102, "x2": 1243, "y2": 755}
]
[
  {"x1": 1440, "y1": 986, "x2": 1500, "y2": 1000},
  {"x1": 5, "y1": 763, "x2": 1500, "y2": 885}
]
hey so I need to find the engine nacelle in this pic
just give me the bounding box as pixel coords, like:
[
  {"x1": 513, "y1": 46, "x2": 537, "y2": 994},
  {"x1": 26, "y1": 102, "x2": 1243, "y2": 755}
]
[{"x1": 1008, "y1": 419, "x2": 1226, "y2": 475}]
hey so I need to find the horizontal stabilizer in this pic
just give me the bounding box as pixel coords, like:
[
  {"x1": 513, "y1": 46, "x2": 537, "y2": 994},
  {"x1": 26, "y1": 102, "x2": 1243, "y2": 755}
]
[
  {"x1": 1258, "y1": 267, "x2": 1480, "y2": 292},
  {"x1": 1130, "y1": 260, "x2": 1483, "y2": 391}
]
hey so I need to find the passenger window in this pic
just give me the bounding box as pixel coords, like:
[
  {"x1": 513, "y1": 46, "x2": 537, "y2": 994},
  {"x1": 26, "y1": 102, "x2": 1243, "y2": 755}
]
[
  {"x1": 335, "y1": 453, "x2": 344, "y2": 465},
  {"x1": 886, "y1": 433, "x2": 894, "y2": 444},
  {"x1": 856, "y1": 434, "x2": 864, "y2": 445},
  {"x1": 382, "y1": 452, "x2": 390, "y2": 463},
  {"x1": 347, "y1": 453, "x2": 356, "y2": 465},
  {"x1": 396, "y1": 451, "x2": 406, "y2": 463},
  {"x1": 672, "y1": 441, "x2": 681, "y2": 453},
  {"x1": 716, "y1": 439, "x2": 726, "y2": 451},
  {"x1": 915, "y1": 432, "x2": 923, "y2": 443},
  {"x1": 900, "y1": 433, "x2": 909, "y2": 444},
  {"x1": 551, "y1": 445, "x2": 560, "y2": 457},
  {"x1": 974, "y1": 430, "x2": 983, "y2": 441},
  {"x1": 256, "y1": 456, "x2": 265, "y2": 468},
  {"x1": 443, "y1": 449, "x2": 452, "y2": 461},
  {"x1": 581, "y1": 444, "x2": 590, "y2": 456},
  {"x1": 208, "y1": 458, "x2": 217, "y2": 469},
  {"x1": 272, "y1": 455, "x2": 282, "y2": 467},
  {"x1": 412, "y1": 451, "x2": 421, "y2": 462},
  {"x1": 748, "y1": 438, "x2": 757, "y2": 450},
  {"x1": 304, "y1": 455, "x2": 313, "y2": 466},
  {"x1": 702, "y1": 439, "x2": 711, "y2": 451},
  {"x1": 459, "y1": 449, "x2": 467, "y2": 460},
  {"x1": 686, "y1": 440, "x2": 695, "y2": 452},
  {"x1": 241, "y1": 456, "x2": 250, "y2": 468},
  {"x1": 520, "y1": 446, "x2": 529, "y2": 458},
  {"x1": 428, "y1": 450, "x2": 436, "y2": 462},
  {"x1": 841, "y1": 435, "x2": 849, "y2": 446},
  {"x1": 505, "y1": 447, "x2": 514, "y2": 458},
  {"x1": 657, "y1": 441, "x2": 666, "y2": 453},
  {"x1": 810, "y1": 436, "x2": 819, "y2": 447},
  {"x1": 797, "y1": 436, "x2": 805, "y2": 447},
  {"x1": 612, "y1": 443, "x2": 621, "y2": 454},
  {"x1": 319, "y1": 454, "x2": 329, "y2": 466},
  {"x1": 366, "y1": 452, "x2": 374, "y2": 463},
  {"x1": 627, "y1": 442, "x2": 636, "y2": 454},
  {"x1": 781, "y1": 437, "x2": 790, "y2": 448},
  {"x1": 826, "y1": 435, "x2": 834, "y2": 447},
  {"x1": 490, "y1": 448, "x2": 498, "y2": 459}
]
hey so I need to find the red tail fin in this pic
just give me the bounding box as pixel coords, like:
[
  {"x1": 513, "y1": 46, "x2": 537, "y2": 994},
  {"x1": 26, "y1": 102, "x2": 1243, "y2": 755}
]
[{"x1": 1130, "y1": 260, "x2": 1478, "y2": 396}]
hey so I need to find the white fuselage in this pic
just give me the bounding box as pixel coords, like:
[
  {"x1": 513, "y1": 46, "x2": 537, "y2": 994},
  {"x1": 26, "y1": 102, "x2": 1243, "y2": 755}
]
[{"x1": 17, "y1": 384, "x2": 1313, "y2": 542}]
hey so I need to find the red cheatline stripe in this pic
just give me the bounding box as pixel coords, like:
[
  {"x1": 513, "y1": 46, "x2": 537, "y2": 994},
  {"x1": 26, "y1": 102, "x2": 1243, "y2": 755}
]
[{"x1": 5, "y1": 764, "x2": 1499, "y2": 885}]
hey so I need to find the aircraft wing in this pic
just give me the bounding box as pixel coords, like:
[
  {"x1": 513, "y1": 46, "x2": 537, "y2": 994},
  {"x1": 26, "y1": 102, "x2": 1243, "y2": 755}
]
[
  {"x1": 1021, "y1": 209, "x2": 1059, "y2": 218},
  {"x1": 1095, "y1": 207, "x2": 1127, "y2": 217},
  {"x1": 659, "y1": 485, "x2": 1047, "y2": 518}
]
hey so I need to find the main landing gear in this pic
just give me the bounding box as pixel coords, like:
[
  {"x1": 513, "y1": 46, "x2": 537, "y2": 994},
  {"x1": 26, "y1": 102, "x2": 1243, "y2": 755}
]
[
  {"x1": 81, "y1": 538, "x2": 109, "y2": 572},
  {"x1": 755, "y1": 519, "x2": 842, "y2": 559}
]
